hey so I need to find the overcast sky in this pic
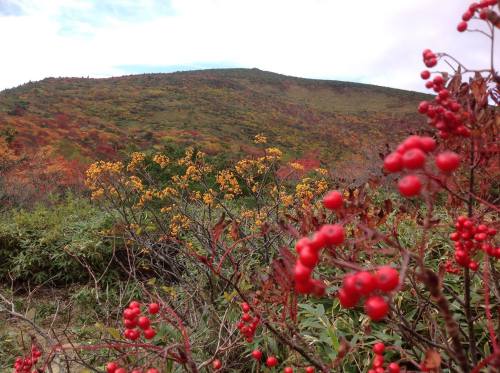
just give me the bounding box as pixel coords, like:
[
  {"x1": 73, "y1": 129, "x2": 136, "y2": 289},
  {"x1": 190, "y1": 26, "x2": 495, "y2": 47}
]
[{"x1": 0, "y1": 0, "x2": 497, "y2": 92}]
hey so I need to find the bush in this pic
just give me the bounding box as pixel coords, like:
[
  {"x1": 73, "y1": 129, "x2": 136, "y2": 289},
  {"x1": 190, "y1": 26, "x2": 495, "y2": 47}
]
[{"x1": 0, "y1": 194, "x2": 117, "y2": 284}]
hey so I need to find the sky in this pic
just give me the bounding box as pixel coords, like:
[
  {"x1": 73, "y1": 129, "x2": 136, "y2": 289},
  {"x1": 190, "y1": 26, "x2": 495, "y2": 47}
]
[{"x1": 0, "y1": 0, "x2": 497, "y2": 92}]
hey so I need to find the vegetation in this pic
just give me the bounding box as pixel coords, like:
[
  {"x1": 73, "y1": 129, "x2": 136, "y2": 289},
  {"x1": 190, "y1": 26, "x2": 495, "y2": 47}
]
[{"x1": 0, "y1": 1, "x2": 499, "y2": 372}]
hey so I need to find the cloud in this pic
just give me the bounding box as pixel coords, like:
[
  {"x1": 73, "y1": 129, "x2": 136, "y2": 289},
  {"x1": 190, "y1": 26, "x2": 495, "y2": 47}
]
[{"x1": 0, "y1": 0, "x2": 497, "y2": 92}]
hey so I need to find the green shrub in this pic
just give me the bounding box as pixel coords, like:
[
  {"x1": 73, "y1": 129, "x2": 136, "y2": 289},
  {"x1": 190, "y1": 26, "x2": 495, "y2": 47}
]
[{"x1": 0, "y1": 195, "x2": 117, "y2": 285}]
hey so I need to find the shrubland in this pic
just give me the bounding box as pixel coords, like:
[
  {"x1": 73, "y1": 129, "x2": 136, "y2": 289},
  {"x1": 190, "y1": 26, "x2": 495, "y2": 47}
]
[{"x1": 0, "y1": 1, "x2": 499, "y2": 372}]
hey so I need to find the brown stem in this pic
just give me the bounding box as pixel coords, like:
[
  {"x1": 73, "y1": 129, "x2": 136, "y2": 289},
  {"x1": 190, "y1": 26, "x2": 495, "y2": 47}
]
[{"x1": 421, "y1": 269, "x2": 469, "y2": 373}]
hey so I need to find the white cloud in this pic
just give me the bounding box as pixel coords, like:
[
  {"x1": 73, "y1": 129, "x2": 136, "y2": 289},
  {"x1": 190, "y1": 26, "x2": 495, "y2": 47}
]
[{"x1": 0, "y1": 0, "x2": 497, "y2": 92}]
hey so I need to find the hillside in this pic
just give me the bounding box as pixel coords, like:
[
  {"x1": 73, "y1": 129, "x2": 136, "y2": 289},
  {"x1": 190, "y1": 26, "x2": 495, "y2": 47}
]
[{"x1": 0, "y1": 68, "x2": 430, "y2": 181}]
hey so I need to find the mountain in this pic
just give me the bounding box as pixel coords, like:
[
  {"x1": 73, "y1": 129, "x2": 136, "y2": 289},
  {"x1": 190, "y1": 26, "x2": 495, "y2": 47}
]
[{"x1": 0, "y1": 68, "x2": 430, "y2": 181}]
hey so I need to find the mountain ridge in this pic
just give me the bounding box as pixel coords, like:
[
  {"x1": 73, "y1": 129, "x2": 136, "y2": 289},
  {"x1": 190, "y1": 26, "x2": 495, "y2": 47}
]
[{"x1": 0, "y1": 68, "x2": 430, "y2": 182}]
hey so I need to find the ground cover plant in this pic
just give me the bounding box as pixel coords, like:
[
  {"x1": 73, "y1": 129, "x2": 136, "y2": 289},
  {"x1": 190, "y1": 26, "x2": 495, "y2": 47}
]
[{"x1": 0, "y1": 1, "x2": 499, "y2": 372}]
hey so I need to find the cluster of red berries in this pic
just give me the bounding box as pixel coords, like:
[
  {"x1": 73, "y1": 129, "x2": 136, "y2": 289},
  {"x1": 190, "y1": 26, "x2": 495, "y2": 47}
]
[
  {"x1": 384, "y1": 135, "x2": 461, "y2": 197},
  {"x1": 444, "y1": 259, "x2": 462, "y2": 274},
  {"x1": 106, "y1": 362, "x2": 159, "y2": 373},
  {"x1": 418, "y1": 74, "x2": 471, "y2": 139},
  {"x1": 450, "y1": 216, "x2": 499, "y2": 270},
  {"x1": 293, "y1": 191, "x2": 345, "y2": 295},
  {"x1": 458, "y1": 0, "x2": 498, "y2": 32},
  {"x1": 367, "y1": 343, "x2": 400, "y2": 373},
  {"x1": 13, "y1": 345, "x2": 42, "y2": 373},
  {"x1": 122, "y1": 301, "x2": 159, "y2": 341},
  {"x1": 421, "y1": 48, "x2": 437, "y2": 68},
  {"x1": 236, "y1": 302, "x2": 260, "y2": 343},
  {"x1": 338, "y1": 266, "x2": 399, "y2": 321},
  {"x1": 249, "y1": 350, "x2": 279, "y2": 368}
]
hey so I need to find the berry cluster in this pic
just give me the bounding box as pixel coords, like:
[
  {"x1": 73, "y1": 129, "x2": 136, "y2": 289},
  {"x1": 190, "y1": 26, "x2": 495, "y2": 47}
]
[
  {"x1": 458, "y1": 0, "x2": 498, "y2": 32},
  {"x1": 249, "y1": 349, "x2": 279, "y2": 368},
  {"x1": 450, "y1": 216, "x2": 499, "y2": 270},
  {"x1": 122, "y1": 301, "x2": 159, "y2": 341},
  {"x1": 338, "y1": 266, "x2": 399, "y2": 321},
  {"x1": 422, "y1": 48, "x2": 437, "y2": 68},
  {"x1": 444, "y1": 259, "x2": 462, "y2": 274},
  {"x1": 367, "y1": 342, "x2": 400, "y2": 373},
  {"x1": 13, "y1": 345, "x2": 42, "y2": 373},
  {"x1": 107, "y1": 362, "x2": 159, "y2": 373},
  {"x1": 418, "y1": 71, "x2": 471, "y2": 139},
  {"x1": 384, "y1": 135, "x2": 461, "y2": 197},
  {"x1": 293, "y1": 191, "x2": 345, "y2": 295},
  {"x1": 236, "y1": 302, "x2": 260, "y2": 343}
]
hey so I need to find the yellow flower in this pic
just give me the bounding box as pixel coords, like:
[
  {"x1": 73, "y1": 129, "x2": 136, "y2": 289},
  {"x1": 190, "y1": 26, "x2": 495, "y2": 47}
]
[
  {"x1": 127, "y1": 152, "x2": 146, "y2": 172},
  {"x1": 254, "y1": 133, "x2": 267, "y2": 144},
  {"x1": 290, "y1": 162, "x2": 305, "y2": 171},
  {"x1": 153, "y1": 153, "x2": 170, "y2": 168},
  {"x1": 203, "y1": 189, "x2": 215, "y2": 206}
]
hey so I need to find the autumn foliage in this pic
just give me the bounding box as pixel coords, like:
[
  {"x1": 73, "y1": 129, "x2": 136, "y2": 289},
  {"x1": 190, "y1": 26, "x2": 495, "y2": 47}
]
[{"x1": 2, "y1": 1, "x2": 500, "y2": 373}]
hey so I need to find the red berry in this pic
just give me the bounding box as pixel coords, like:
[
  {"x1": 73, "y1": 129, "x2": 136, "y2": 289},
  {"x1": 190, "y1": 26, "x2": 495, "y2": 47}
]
[
  {"x1": 266, "y1": 356, "x2": 278, "y2": 367},
  {"x1": 342, "y1": 274, "x2": 359, "y2": 295},
  {"x1": 398, "y1": 175, "x2": 422, "y2": 197},
  {"x1": 107, "y1": 362, "x2": 119, "y2": 373},
  {"x1": 131, "y1": 307, "x2": 141, "y2": 317},
  {"x1": 354, "y1": 271, "x2": 377, "y2": 295},
  {"x1": 323, "y1": 190, "x2": 343, "y2": 210},
  {"x1": 212, "y1": 359, "x2": 222, "y2": 370},
  {"x1": 418, "y1": 101, "x2": 429, "y2": 113},
  {"x1": 373, "y1": 342, "x2": 385, "y2": 355},
  {"x1": 420, "y1": 70, "x2": 430, "y2": 80},
  {"x1": 115, "y1": 369, "x2": 127, "y2": 373},
  {"x1": 425, "y1": 81, "x2": 434, "y2": 89},
  {"x1": 433, "y1": 75, "x2": 444, "y2": 85},
  {"x1": 123, "y1": 318, "x2": 137, "y2": 329},
  {"x1": 384, "y1": 153, "x2": 403, "y2": 173},
  {"x1": 402, "y1": 148, "x2": 426, "y2": 169},
  {"x1": 241, "y1": 302, "x2": 250, "y2": 312},
  {"x1": 148, "y1": 303, "x2": 160, "y2": 314},
  {"x1": 128, "y1": 329, "x2": 140, "y2": 340},
  {"x1": 143, "y1": 328, "x2": 156, "y2": 339},
  {"x1": 457, "y1": 21, "x2": 468, "y2": 32},
  {"x1": 375, "y1": 266, "x2": 399, "y2": 292},
  {"x1": 299, "y1": 246, "x2": 319, "y2": 268},
  {"x1": 146, "y1": 369, "x2": 159, "y2": 373},
  {"x1": 462, "y1": 10, "x2": 473, "y2": 21},
  {"x1": 295, "y1": 237, "x2": 311, "y2": 255},
  {"x1": 294, "y1": 261, "x2": 312, "y2": 282},
  {"x1": 123, "y1": 308, "x2": 136, "y2": 320},
  {"x1": 422, "y1": 48, "x2": 433, "y2": 58},
  {"x1": 388, "y1": 363, "x2": 400, "y2": 373},
  {"x1": 284, "y1": 368, "x2": 293, "y2": 373},
  {"x1": 251, "y1": 349, "x2": 262, "y2": 360},
  {"x1": 419, "y1": 137, "x2": 436, "y2": 153},
  {"x1": 364, "y1": 296, "x2": 389, "y2": 321},
  {"x1": 320, "y1": 224, "x2": 345, "y2": 245},
  {"x1": 403, "y1": 135, "x2": 423, "y2": 151},
  {"x1": 338, "y1": 288, "x2": 359, "y2": 308},
  {"x1": 425, "y1": 58, "x2": 437, "y2": 68},
  {"x1": 242, "y1": 312, "x2": 252, "y2": 321},
  {"x1": 435, "y1": 151, "x2": 460, "y2": 172},
  {"x1": 373, "y1": 354, "x2": 384, "y2": 368},
  {"x1": 129, "y1": 301, "x2": 141, "y2": 309},
  {"x1": 295, "y1": 278, "x2": 314, "y2": 294},
  {"x1": 306, "y1": 367, "x2": 315, "y2": 373},
  {"x1": 309, "y1": 231, "x2": 327, "y2": 251},
  {"x1": 311, "y1": 279, "x2": 326, "y2": 297},
  {"x1": 469, "y1": 261, "x2": 479, "y2": 271},
  {"x1": 137, "y1": 316, "x2": 150, "y2": 330}
]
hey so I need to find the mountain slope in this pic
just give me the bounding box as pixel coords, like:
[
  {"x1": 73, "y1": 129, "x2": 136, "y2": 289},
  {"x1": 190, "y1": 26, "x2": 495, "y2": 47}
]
[{"x1": 0, "y1": 68, "x2": 430, "y2": 179}]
